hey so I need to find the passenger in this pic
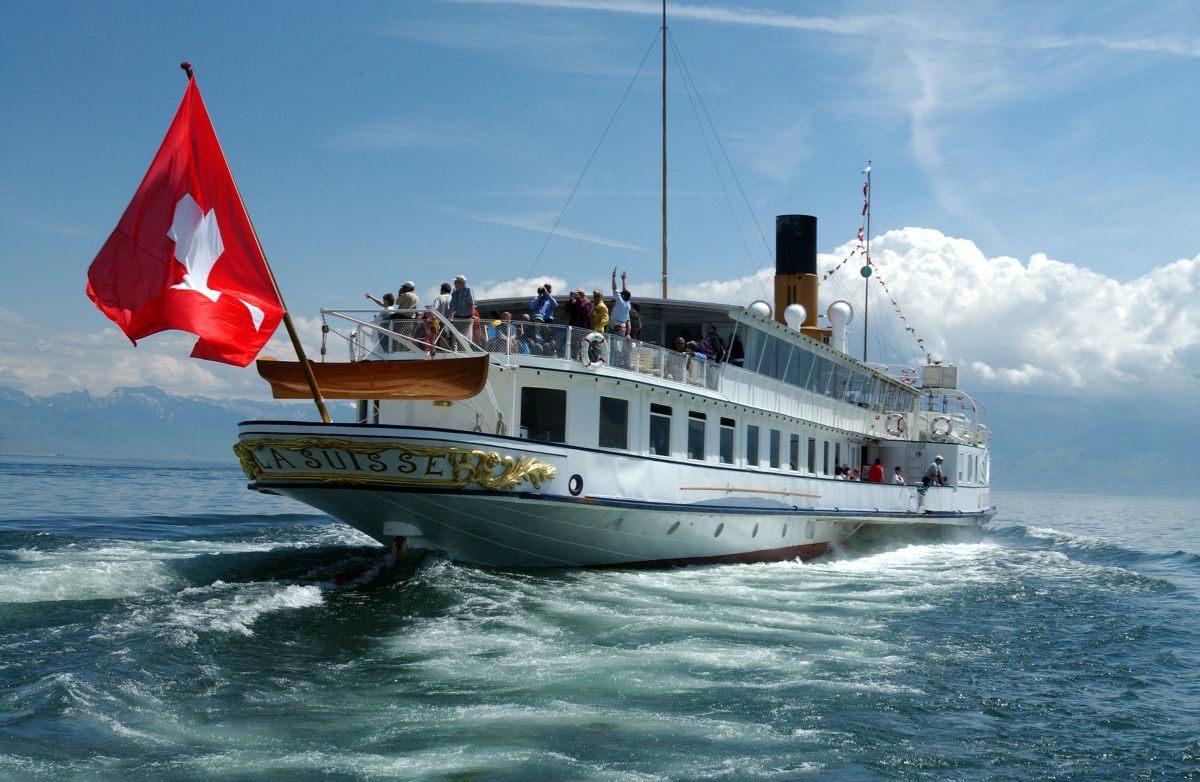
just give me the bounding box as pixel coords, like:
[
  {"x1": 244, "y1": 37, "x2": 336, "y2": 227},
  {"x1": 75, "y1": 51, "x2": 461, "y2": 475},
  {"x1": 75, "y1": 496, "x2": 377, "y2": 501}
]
[
  {"x1": 449, "y1": 275, "x2": 477, "y2": 344},
  {"x1": 589, "y1": 290, "x2": 609, "y2": 333},
  {"x1": 530, "y1": 286, "x2": 558, "y2": 355},
  {"x1": 431, "y1": 282, "x2": 452, "y2": 318},
  {"x1": 496, "y1": 311, "x2": 517, "y2": 353},
  {"x1": 386, "y1": 281, "x2": 421, "y2": 348},
  {"x1": 609, "y1": 269, "x2": 632, "y2": 366},
  {"x1": 565, "y1": 288, "x2": 592, "y2": 327},
  {"x1": 698, "y1": 323, "x2": 724, "y2": 362},
  {"x1": 365, "y1": 292, "x2": 397, "y2": 354},
  {"x1": 485, "y1": 309, "x2": 502, "y2": 349},
  {"x1": 530, "y1": 284, "x2": 558, "y2": 324},
  {"x1": 365, "y1": 291, "x2": 393, "y2": 309},
  {"x1": 685, "y1": 340, "x2": 707, "y2": 383},
  {"x1": 628, "y1": 301, "x2": 643, "y2": 340},
  {"x1": 396, "y1": 281, "x2": 420, "y2": 314},
  {"x1": 893, "y1": 466, "x2": 906, "y2": 485},
  {"x1": 564, "y1": 289, "x2": 592, "y2": 359},
  {"x1": 868, "y1": 458, "x2": 884, "y2": 483},
  {"x1": 923, "y1": 454, "x2": 946, "y2": 487},
  {"x1": 850, "y1": 468, "x2": 861, "y2": 481},
  {"x1": 517, "y1": 313, "x2": 537, "y2": 354},
  {"x1": 834, "y1": 466, "x2": 847, "y2": 480},
  {"x1": 429, "y1": 282, "x2": 453, "y2": 354}
]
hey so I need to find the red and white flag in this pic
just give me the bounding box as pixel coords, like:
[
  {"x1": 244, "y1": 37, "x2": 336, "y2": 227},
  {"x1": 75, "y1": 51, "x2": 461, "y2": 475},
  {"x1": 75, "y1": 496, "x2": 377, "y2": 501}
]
[{"x1": 87, "y1": 77, "x2": 283, "y2": 367}]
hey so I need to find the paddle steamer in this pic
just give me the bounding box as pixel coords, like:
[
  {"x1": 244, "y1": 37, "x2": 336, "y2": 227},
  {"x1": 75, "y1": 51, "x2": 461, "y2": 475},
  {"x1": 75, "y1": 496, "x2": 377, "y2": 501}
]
[{"x1": 234, "y1": 213, "x2": 994, "y2": 567}]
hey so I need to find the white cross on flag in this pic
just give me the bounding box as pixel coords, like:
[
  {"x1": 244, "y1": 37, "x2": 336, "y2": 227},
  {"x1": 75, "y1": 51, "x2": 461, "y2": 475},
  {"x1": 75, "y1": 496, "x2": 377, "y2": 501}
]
[{"x1": 87, "y1": 77, "x2": 283, "y2": 366}]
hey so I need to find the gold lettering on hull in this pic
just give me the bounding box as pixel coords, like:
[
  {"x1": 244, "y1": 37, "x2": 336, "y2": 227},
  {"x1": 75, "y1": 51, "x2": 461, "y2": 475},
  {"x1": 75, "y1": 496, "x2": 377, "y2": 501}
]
[{"x1": 233, "y1": 437, "x2": 556, "y2": 491}]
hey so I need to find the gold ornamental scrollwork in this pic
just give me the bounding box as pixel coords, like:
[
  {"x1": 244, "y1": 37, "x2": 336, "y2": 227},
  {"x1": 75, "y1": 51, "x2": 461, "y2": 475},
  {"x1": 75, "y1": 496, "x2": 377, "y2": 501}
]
[{"x1": 232, "y1": 437, "x2": 556, "y2": 492}]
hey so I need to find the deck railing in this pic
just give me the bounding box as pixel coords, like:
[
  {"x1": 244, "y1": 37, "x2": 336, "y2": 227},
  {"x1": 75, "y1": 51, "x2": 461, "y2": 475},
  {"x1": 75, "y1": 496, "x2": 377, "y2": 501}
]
[{"x1": 328, "y1": 311, "x2": 723, "y2": 390}]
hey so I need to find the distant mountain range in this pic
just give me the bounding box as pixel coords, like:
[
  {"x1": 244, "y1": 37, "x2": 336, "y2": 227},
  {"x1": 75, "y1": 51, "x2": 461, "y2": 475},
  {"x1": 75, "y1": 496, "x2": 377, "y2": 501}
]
[
  {"x1": 0, "y1": 385, "x2": 345, "y2": 463},
  {"x1": 0, "y1": 385, "x2": 1192, "y2": 497}
]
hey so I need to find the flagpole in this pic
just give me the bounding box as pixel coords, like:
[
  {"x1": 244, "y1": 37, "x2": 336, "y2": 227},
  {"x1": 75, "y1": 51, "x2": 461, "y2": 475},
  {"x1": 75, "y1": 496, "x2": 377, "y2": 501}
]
[
  {"x1": 181, "y1": 62, "x2": 332, "y2": 424},
  {"x1": 863, "y1": 161, "x2": 871, "y2": 363}
]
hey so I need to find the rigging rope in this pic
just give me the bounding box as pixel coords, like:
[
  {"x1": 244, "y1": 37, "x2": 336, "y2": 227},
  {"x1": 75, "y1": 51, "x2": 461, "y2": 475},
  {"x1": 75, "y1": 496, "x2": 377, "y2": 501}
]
[{"x1": 516, "y1": 31, "x2": 662, "y2": 294}]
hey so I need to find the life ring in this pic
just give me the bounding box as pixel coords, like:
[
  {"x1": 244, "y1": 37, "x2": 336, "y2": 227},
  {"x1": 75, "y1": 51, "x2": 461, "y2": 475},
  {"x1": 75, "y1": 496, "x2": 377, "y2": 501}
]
[
  {"x1": 885, "y1": 413, "x2": 906, "y2": 436},
  {"x1": 582, "y1": 331, "x2": 606, "y2": 368},
  {"x1": 930, "y1": 416, "x2": 953, "y2": 437}
]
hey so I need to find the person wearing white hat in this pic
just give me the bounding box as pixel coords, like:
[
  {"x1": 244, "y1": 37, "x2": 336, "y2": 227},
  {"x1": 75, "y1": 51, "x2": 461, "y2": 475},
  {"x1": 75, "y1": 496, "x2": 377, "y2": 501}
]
[
  {"x1": 396, "y1": 281, "x2": 420, "y2": 315},
  {"x1": 923, "y1": 454, "x2": 946, "y2": 487}
]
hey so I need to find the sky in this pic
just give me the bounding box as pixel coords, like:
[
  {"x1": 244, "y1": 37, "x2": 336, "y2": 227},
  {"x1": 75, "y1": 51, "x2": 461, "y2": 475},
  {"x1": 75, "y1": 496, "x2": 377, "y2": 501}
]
[{"x1": 1, "y1": 0, "x2": 1197, "y2": 403}]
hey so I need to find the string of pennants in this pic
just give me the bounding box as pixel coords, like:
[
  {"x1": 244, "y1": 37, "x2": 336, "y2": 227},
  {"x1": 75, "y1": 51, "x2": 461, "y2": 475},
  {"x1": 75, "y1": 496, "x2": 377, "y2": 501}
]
[{"x1": 819, "y1": 164, "x2": 932, "y2": 364}]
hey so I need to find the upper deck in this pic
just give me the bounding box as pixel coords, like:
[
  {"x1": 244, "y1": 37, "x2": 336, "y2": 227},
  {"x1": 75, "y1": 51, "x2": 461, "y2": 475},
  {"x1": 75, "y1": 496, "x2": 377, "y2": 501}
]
[{"x1": 314, "y1": 300, "x2": 989, "y2": 448}]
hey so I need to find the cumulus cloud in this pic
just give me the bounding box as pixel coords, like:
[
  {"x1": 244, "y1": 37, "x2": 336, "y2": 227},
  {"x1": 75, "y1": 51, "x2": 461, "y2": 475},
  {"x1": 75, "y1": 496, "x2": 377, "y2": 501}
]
[{"x1": 824, "y1": 228, "x2": 1199, "y2": 397}]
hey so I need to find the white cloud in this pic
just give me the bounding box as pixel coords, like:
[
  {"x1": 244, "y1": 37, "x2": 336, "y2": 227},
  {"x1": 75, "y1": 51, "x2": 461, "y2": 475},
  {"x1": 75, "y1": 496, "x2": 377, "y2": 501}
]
[
  {"x1": 0, "y1": 310, "x2": 326, "y2": 401},
  {"x1": 827, "y1": 228, "x2": 1199, "y2": 397}
]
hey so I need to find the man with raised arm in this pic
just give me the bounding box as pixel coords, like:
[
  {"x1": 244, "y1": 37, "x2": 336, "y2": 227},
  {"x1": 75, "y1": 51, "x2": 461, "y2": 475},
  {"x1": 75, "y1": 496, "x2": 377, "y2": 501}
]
[{"x1": 609, "y1": 268, "x2": 632, "y2": 367}]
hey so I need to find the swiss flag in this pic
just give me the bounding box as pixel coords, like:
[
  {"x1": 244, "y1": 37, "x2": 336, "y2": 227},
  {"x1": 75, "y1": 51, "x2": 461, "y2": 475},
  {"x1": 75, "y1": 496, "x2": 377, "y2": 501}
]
[{"x1": 87, "y1": 76, "x2": 283, "y2": 367}]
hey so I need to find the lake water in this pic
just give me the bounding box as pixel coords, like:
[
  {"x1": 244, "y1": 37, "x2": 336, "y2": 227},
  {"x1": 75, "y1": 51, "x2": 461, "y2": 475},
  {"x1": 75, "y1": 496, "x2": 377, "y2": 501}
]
[{"x1": 1, "y1": 456, "x2": 1197, "y2": 780}]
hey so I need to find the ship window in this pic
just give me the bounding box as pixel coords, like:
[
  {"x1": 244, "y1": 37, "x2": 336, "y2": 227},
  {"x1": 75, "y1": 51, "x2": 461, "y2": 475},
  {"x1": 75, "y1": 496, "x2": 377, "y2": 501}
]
[
  {"x1": 769, "y1": 429, "x2": 781, "y2": 469},
  {"x1": 745, "y1": 331, "x2": 766, "y2": 374},
  {"x1": 719, "y1": 417, "x2": 735, "y2": 464},
  {"x1": 823, "y1": 441, "x2": 831, "y2": 475},
  {"x1": 782, "y1": 344, "x2": 799, "y2": 386},
  {"x1": 807, "y1": 437, "x2": 816, "y2": 474},
  {"x1": 831, "y1": 364, "x2": 849, "y2": 400},
  {"x1": 835, "y1": 443, "x2": 842, "y2": 471},
  {"x1": 599, "y1": 396, "x2": 628, "y2": 450},
  {"x1": 792, "y1": 349, "x2": 815, "y2": 390},
  {"x1": 520, "y1": 387, "x2": 566, "y2": 443},
  {"x1": 812, "y1": 357, "x2": 833, "y2": 395},
  {"x1": 861, "y1": 375, "x2": 878, "y2": 409},
  {"x1": 746, "y1": 425, "x2": 760, "y2": 467},
  {"x1": 789, "y1": 434, "x2": 800, "y2": 471},
  {"x1": 649, "y1": 403, "x2": 672, "y2": 456},
  {"x1": 687, "y1": 412, "x2": 706, "y2": 461}
]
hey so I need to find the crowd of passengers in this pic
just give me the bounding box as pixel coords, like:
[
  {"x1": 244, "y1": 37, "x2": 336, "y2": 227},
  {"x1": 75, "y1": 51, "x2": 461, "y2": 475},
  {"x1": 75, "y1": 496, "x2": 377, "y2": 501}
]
[{"x1": 365, "y1": 270, "x2": 745, "y2": 368}]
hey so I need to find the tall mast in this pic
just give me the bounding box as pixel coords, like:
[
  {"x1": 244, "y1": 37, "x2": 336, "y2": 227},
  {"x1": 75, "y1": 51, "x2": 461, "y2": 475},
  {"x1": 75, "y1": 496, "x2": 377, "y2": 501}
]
[
  {"x1": 660, "y1": 0, "x2": 668, "y2": 300},
  {"x1": 862, "y1": 161, "x2": 872, "y2": 363}
]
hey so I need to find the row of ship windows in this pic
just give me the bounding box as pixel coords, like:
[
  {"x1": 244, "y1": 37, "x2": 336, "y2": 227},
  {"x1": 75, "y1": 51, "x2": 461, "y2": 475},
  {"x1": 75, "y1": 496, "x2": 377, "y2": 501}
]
[
  {"x1": 520, "y1": 387, "x2": 862, "y2": 473},
  {"x1": 741, "y1": 330, "x2": 917, "y2": 411}
]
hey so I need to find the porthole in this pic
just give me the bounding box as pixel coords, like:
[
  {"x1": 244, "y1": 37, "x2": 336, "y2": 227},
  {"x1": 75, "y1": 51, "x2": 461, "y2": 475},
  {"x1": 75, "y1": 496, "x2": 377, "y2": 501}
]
[{"x1": 568, "y1": 474, "x2": 584, "y2": 496}]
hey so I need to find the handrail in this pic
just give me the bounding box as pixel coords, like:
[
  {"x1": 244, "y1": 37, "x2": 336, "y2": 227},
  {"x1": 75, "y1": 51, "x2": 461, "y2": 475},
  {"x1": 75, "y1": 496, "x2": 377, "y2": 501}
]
[{"x1": 322, "y1": 308, "x2": 486, "y2": 361}]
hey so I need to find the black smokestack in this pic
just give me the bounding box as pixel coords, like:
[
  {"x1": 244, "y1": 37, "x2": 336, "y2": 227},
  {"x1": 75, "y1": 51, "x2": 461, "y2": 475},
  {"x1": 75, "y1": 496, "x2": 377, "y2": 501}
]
[{"x1": 776, "y1": 215, "x2": 817, "y2": 275}]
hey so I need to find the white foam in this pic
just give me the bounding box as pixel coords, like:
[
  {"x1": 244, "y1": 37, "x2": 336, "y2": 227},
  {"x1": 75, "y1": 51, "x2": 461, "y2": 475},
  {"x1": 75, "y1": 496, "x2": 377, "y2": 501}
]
[
  {"x1": 0, "y1": 548, "x2": 179, "y2": 603},
  {"x1": 169, "y1": 583, "x2": 323, "y2": 637}
]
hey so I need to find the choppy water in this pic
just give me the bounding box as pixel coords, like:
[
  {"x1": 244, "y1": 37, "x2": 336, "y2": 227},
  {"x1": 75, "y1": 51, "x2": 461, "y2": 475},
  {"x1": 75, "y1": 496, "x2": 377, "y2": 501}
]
[{"x1": 1, "y1": 456, "x2": 1198, "y2": 781}]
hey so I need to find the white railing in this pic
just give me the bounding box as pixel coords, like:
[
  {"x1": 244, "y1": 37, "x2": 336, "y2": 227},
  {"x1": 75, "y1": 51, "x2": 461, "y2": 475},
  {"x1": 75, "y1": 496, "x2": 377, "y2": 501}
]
[
  {"x1": 322, "y1": 309, "x2": 484, "y2": 362},
  {"x1": 323, "y1": 311, "x2": 725, "y2": 389},
  {"x1": 485, "y1": 322, "x2": 724, "y2": 389}
]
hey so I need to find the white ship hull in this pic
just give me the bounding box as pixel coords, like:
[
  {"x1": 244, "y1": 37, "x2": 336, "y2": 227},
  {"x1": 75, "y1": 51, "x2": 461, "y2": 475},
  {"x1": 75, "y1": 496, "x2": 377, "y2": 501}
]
[{"x1": 235, "y1": 421, "x2": 994, "y2": 568}]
